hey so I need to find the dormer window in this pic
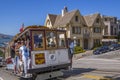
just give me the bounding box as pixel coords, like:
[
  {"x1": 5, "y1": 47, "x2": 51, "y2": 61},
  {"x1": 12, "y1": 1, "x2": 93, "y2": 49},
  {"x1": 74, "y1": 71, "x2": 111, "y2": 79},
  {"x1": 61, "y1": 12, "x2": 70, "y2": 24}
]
[
  {"x1": 96, "y1": 18, "x2": 99, "y2": 23},
  {"x1": 75, "y1": 16, "x2": 78, "y2": 22},
  {"x1": 104, "y1": 18, "x2": 107, "y2": 21},
  {"x1": 47, "y1": 20, "x2": 50, "y2": 26}
]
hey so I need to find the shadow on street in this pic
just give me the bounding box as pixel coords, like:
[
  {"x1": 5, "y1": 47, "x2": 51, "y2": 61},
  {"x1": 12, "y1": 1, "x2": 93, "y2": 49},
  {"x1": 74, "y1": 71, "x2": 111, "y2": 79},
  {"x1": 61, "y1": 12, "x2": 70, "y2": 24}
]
[
  {"x1": 61, "y1": 68, "x2": 96, "y2": 78},
  {"x1": 19, "y1": 68, "x2": 96, "y2": 80}
]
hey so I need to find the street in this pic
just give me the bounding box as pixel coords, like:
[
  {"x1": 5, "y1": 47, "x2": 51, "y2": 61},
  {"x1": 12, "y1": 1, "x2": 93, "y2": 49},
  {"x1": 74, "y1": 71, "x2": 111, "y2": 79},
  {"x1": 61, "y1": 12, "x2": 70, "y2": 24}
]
[
  {"x1": 0, "y1": 67, "x2": 19, "y2": 80},
  {"x1": 63, "y1": 50, "x2": 120, "y2": 80},
  {"x1": 0, "y1": 50, "x2": 120, "y2": 80}
]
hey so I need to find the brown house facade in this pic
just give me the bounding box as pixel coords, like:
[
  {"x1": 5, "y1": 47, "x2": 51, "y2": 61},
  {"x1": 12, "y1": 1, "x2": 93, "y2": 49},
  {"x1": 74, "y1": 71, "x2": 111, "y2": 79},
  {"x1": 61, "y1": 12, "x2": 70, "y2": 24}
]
[{"x1": 44, "y1": 7, "x2": 105, "y2": 49}]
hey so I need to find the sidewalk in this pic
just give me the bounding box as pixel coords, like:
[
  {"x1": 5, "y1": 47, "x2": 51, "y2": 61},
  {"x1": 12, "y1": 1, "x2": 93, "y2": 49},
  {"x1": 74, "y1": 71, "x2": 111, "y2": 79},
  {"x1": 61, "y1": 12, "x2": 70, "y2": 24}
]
[{"x1": 73, "y1": 50, "x2": 93, "y2": 60}]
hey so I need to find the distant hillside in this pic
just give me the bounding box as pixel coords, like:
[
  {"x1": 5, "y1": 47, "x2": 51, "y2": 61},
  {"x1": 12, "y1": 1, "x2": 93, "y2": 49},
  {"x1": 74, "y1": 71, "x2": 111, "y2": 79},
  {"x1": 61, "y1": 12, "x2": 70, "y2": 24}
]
[
  {"x1": 0, "y1": 33, "x2": 12, "y2": 39},
  {"x1": 0, "y1": 33, "x2": 13, "y2": 47}
]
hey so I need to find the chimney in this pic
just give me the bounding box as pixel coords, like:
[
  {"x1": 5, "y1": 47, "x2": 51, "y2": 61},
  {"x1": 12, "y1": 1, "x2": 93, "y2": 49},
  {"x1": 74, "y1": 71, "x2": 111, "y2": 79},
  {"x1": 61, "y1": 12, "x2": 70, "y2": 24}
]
[{"x1": 62, "y1": 6, "x2": 68, "y2": 17}]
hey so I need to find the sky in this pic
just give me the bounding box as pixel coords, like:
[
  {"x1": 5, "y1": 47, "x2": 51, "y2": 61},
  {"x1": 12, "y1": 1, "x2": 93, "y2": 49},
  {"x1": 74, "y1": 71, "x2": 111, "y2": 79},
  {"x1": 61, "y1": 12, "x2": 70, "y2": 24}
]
[{"x1": 0, "y1": 0, "x2": 120, "y2": 35}]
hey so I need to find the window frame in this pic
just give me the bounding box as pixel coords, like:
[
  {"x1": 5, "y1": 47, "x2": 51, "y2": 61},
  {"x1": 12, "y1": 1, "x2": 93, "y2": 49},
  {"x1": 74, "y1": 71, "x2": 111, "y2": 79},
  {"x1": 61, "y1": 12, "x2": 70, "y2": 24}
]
[
  {"x1": 46, "y1": 20, "x2": 50, "y2": 26},
  {"x1": 94, "y1": 39, "x2": 100, "y2": 46},
  {"x1": 31, "y1": 30, "x2": 45, "y2": 51},
  {"x1": 72, "y1": 26, "x2": 81, "y2": 34},
  {"x1": 45, "y1": 30, "x2": 57, "y2": 49},
  {"x1": 93, "y1": 27, "x2": 101, "y2": 33},
  {"x1": 57, "y1": 31, "x2": 67, "y2": 49},
  {"x1": 96, "y1": 18, "x2": 100, "y2": 23},
  {"x1": 75, "y1": 16, "x2": 78, "y2": 22}
]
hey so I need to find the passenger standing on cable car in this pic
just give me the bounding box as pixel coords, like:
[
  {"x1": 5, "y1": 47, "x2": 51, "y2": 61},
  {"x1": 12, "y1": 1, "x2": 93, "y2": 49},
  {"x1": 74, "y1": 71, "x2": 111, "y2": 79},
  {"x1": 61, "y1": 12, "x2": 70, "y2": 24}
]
[
  {"x1": 19, "y1": 40, "x2": 29, "y2": 77},
  {"x1": 10, "y1": 44, "x2": 16, "y2": 73},
  {"x1": 69, "y1": 39, "x2": 74, "y2": 69},
  {"x1": 15, "y1": 40, "x2": 21, "y2": 74}
]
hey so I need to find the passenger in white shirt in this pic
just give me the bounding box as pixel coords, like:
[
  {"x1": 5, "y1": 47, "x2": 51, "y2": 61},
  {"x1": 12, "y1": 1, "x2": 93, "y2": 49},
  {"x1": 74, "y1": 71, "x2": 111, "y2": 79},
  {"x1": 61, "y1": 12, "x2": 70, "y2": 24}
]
[{"x1": 19, "y1": 40, "x2": 29, "y2": 77}]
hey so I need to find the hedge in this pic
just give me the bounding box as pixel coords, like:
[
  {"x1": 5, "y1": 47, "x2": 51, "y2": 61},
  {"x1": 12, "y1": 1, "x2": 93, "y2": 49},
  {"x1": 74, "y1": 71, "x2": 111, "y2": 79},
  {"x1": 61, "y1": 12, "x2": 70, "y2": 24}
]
[
  {"x1": 74, "y1": 46, "x2": 86, "y2": 54},
  {"x1": 0, "y1": 50, "x2": 3, "y2": 57}
]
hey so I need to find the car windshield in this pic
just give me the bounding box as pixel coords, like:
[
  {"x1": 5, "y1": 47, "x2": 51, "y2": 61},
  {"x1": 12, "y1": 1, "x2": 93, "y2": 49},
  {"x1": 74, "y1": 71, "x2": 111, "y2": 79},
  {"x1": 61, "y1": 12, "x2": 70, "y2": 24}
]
[{"x1": 111, "y1": 44, "x2": 117, "y2": 46}]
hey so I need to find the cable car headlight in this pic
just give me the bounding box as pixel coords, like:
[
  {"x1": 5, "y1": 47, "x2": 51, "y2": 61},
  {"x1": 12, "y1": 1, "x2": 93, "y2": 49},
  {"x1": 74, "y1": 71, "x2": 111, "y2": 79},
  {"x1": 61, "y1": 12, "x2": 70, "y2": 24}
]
[{"x1": 49, "y1": 54, "x2": 56, "y2": 61}]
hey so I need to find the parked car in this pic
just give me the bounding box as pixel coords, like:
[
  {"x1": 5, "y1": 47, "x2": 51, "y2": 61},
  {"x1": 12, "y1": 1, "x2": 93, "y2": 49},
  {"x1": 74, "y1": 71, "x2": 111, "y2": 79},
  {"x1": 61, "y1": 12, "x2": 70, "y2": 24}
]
[
  {"x1": 101, "y1": 46, "x2": 110, "y2": 52},
  {"x1": 117, "y1": 44, "x2": 120, "y2": 49},
  {"x1": 109, "y1": 44, "x2": 119, "y2": 51},
  {"x1": 93, "y1": 47, "x2": 103, "y2": 55},
  {"x1": 93, "y1": 46, "x2": 109, "y2": 55},
  {"x1": 0, "y1": 57, "x2": 3, "y2": 67}
]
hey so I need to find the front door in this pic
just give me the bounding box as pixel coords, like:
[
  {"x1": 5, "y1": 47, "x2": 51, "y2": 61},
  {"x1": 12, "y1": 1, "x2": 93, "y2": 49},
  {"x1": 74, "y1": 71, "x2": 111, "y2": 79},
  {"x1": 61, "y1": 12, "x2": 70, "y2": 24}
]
[{"x1": 84, "y1": 39, "x2": 88, "y2": 49}]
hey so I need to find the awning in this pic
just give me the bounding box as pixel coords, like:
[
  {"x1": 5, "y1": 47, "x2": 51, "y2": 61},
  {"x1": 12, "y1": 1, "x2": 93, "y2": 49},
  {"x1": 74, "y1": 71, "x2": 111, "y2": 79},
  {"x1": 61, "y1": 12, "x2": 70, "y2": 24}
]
[{"x1": 102, "y1": 39, "x2": 118, "y2": 42}]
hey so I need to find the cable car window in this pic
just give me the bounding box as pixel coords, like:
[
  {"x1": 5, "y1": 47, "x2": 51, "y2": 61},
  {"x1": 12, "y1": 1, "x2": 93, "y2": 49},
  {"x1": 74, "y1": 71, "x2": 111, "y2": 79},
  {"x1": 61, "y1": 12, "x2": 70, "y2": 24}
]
[
  {"x1": 46, "y1": 31, "x2": 57, "y2": 49},
  {"x1": 57, "y1": 32, "x2": 66, "y2": 48},
  {"x1": 32, "y1": 31, "x2": 45, "y2": 50}
]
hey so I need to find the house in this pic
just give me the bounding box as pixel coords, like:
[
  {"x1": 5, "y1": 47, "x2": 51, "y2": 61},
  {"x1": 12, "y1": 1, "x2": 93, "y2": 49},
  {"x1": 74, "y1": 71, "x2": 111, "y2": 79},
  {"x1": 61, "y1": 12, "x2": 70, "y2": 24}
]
[
  {"x1": 101, "y1": 15, "x2": 118, "y2": 45},
  {"x1": 44, "y1": 7, "x2": 105, "y2": 49},
  {"x1": 84, "y1": 13, "x2": 105, "y2": 49},
  {"x1": 117, "y1": 20, "x2": 120, "y2": 34}
]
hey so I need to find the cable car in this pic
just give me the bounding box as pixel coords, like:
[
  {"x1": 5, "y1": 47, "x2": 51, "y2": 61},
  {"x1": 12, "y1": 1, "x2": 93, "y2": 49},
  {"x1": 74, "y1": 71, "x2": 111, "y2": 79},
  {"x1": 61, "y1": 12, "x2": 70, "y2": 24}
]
[{"x1": 13, "y1": 25, "x2": 70, "y2": 79}]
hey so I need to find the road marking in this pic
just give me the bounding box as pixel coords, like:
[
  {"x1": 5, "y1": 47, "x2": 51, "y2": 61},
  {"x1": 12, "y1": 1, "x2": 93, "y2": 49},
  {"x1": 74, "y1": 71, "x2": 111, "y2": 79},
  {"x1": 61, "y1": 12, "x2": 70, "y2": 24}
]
[
  {"x1": 82, "y1": 74, "x2": 112, "y2": 80},
  {"x1": 77, "y1": 58, "x2": 120, "y2": 61},
  {"x1": 0, "y1": 77, "x2": 3, "y2": 80}
]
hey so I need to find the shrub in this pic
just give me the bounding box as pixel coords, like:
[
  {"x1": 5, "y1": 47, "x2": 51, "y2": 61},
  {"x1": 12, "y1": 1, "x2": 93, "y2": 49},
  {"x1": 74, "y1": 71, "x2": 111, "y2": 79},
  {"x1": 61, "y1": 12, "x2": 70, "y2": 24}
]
[
  {"x1": 0, "y1": 50, "x2": 3, "y2": 57},
  {"x1": 74, "y1": 46, "x2": 85, "y2": 54}
]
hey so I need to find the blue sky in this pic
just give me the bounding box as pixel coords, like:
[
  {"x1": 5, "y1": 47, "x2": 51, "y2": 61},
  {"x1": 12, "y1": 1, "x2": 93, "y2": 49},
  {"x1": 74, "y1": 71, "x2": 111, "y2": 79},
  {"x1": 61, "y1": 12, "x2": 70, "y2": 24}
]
[{"x1": 0, "y1": 0, "x2": 120, "y2": 35}]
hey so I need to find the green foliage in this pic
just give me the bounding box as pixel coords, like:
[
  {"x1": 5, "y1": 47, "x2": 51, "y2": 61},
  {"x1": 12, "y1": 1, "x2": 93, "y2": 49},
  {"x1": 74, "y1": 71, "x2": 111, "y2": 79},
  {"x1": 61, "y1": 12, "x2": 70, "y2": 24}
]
[
  {"x1": 0, "y1": 50, "x2": 3, "y2": 57},
  {"x1": 74, "y1": 46, "x2": 85, "y2": 54}
]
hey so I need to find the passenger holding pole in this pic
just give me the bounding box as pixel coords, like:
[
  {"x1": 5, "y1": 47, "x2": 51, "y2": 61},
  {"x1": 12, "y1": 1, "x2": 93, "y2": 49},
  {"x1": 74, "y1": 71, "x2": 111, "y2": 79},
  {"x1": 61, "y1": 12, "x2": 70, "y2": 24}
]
[
  {"x1": 10, "y1": 44, "x2": 16, "y2": 73},
  {"x1": 15, "y1": 40, "x2": 21, "y2": 74},
  {"x1": 19, "y1": 40, "x2": 29, "y2": 77}
]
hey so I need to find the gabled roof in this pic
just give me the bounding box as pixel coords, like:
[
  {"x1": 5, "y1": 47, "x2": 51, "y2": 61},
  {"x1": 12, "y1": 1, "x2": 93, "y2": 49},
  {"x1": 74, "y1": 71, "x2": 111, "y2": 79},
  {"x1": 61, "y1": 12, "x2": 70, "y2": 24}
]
[
  {"x1": 47, "y1": 10, "x2": 79, "y2": 27},
  {"x1": 54, "y1": 10, "x2": 78, "y2": 27},
  {"x1": 48, "y1": 14, "x2": 57, "y2": 26},
  {"x1": 83, "y1": 13, "x2": 100, "y2": 26}
]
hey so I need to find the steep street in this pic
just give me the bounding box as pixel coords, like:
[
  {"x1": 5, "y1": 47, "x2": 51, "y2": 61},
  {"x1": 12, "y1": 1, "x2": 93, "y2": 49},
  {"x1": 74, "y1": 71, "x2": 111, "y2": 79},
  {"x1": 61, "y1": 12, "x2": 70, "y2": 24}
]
[{"x1": 0, "y1": 50, "x2": 120, "y2": 80}]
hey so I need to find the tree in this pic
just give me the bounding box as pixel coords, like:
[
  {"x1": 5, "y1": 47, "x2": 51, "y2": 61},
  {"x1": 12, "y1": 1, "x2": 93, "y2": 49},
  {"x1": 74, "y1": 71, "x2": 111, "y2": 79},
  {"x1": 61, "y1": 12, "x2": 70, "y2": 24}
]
[{"x1": 0, "y1": 50, "x2": 3, "y2": 57}]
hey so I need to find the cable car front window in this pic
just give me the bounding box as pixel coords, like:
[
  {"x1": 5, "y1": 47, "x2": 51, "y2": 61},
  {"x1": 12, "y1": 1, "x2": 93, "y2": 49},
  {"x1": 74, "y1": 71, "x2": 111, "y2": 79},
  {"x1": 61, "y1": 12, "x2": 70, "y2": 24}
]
[
  {"x1": 46, "y1": 31, "x2": 57, "y2": 49},
  {"x1": 57, "y1": 32, "x2": 66, "y2": 48},
  {"x1": 32, "y1": 31, "x2": 45, "y2": 50}
]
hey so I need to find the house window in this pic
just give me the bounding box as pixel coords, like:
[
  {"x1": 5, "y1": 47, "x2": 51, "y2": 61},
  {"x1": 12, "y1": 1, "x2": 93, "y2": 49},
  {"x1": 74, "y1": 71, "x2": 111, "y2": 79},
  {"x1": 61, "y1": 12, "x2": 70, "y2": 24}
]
[
  {"x1": 111, "y1": 26, "x2": 113, "y2": 35},
  {"x1": 75, "y1": 16, "x2": 78, "y2": 22},
  {"x1": 72, "y1": 27, "x2": 75, "y2": 34},
  {"x1": 96, "y1": 18, "x2": 99, "y2": 23},
  {"x1": 104, "y1": 18, "x2": 107, "y2": 21},
  {"x1": 114, "y1": 28, "x2": 117, "y2": 35},
  {"x1": 72, "y1": 27, "x2": 81, "y2": 34},
  {"x1": 105, "y1": 26, "x2": 108, "y2": 35},
  {"x1": 114, "y1": 18, "x2": 117, "y2": 24},
  {"x1": 76, "y1": 39, "x2": 80, "y2": 46},
  {"x1": 47, "y1": 20, "x2": 50, "y2": 26},
  {"x1": 77, "y1": 27, "x2": 81, "y2": 34},
  {"x1": 93, "y1": 27, "x2": 101, "y2": 33},
  {"x1": 94, "y1": 39, "x2": 100, "y2": 47}
]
